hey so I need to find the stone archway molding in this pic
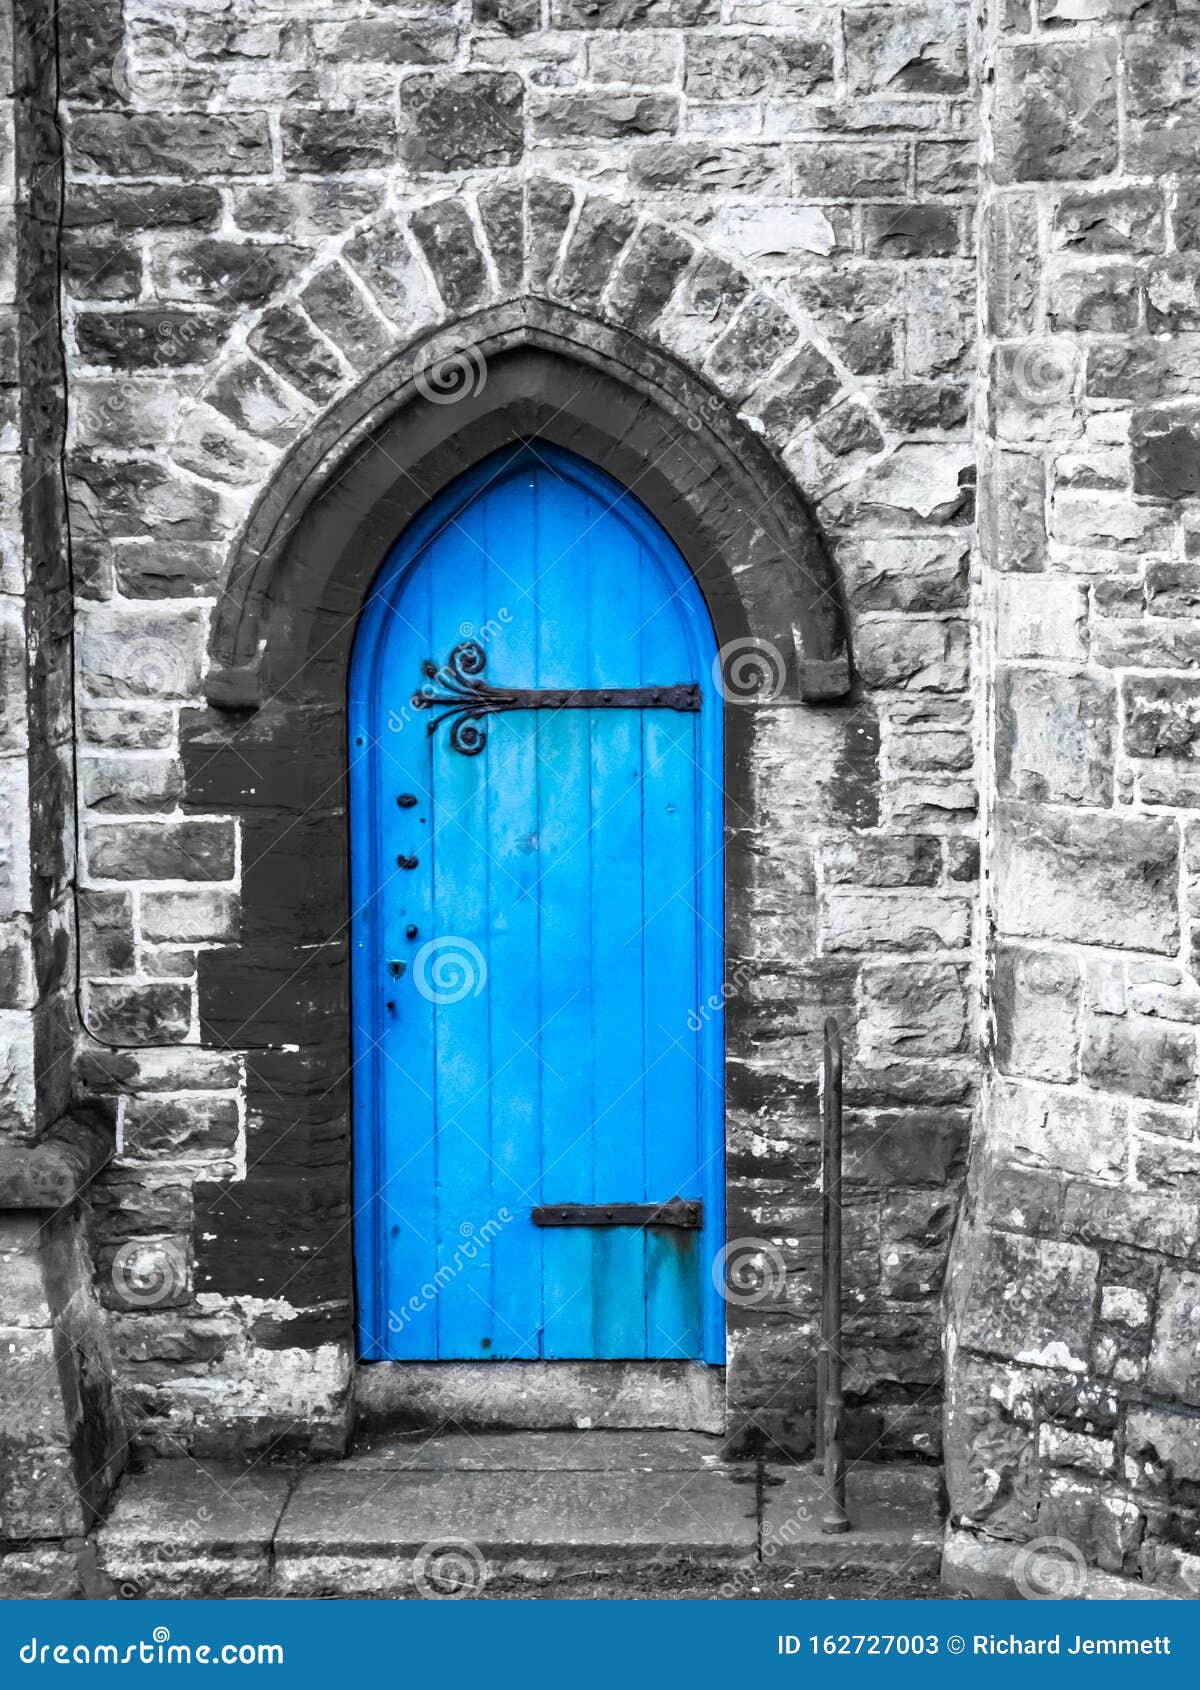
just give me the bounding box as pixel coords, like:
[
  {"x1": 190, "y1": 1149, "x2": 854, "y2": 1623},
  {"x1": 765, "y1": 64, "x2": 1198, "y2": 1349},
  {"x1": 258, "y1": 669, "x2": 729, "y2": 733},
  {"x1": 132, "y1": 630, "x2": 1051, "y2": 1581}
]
[{"x1": 206, "y1": 299, "x2": 851, "y2": 712}]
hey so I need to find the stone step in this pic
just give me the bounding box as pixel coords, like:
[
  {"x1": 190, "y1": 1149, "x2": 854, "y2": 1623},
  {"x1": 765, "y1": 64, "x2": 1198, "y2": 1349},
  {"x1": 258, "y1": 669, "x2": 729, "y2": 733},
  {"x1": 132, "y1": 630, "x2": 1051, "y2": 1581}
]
[{"x1": 92, "y1": 1434, "x2": 944, "y2": 1600}]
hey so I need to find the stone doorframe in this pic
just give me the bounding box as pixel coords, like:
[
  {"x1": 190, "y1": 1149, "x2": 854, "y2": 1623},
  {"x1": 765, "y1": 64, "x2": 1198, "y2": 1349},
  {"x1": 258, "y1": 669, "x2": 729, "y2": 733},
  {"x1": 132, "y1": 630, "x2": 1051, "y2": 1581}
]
[{"x1": 184, "y1": 299, "x2": 854, "y2": 1444}]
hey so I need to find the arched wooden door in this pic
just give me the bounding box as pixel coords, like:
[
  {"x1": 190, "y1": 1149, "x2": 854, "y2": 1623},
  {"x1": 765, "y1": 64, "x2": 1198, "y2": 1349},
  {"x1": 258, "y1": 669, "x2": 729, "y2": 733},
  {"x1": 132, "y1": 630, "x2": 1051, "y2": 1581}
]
[{"x1": 350, "y1": 443, "x2": 724, "y2": 1364}]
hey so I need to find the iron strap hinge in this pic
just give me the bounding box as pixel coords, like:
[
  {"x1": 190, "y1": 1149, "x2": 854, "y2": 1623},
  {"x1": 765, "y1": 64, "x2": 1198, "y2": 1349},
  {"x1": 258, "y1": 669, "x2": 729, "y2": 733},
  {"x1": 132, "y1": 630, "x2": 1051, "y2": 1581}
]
[
  {"x1": 413, "y1": 642, "x2": 701, "y2": 756},
  {"x1": 531, "y1": 1197, "x2": 703, "y2": 1231}
]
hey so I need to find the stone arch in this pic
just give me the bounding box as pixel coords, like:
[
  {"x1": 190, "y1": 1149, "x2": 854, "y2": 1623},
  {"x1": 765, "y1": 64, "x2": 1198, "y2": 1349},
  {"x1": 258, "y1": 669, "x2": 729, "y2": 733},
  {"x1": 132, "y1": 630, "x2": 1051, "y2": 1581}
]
[
  {"x1": 152, "y1": 172, "x2": 886, "y2": 704},
  {"x1": 171, "y1": 208, "x2": 878, "y2": 1440},
  {"x1": 203, "y1": 298, "x2": 851, "y2": 710}
]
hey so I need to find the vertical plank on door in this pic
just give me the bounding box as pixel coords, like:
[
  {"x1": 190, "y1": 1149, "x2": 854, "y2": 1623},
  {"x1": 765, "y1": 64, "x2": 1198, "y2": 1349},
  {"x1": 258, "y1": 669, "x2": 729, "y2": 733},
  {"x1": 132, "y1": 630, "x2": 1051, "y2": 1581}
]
[
  {"x1": 640, "y1": 537, "x2": 704, "y2": 1359},
  {"x1": 428, "y1": 491, "x2": 494, "y2": 1356},
  {"x1": 535, "y1": 463, "x2": 597, "y2": 1358},
  {"x1": 483, "y1": 464, "x2": 545, "y2": 1356},
  {"x1": 586, "y1": 486, "x2": 648, "y2": 1357},
  {"x1": 360, "y1": 563, "x2": 441, "y2": 1358}
]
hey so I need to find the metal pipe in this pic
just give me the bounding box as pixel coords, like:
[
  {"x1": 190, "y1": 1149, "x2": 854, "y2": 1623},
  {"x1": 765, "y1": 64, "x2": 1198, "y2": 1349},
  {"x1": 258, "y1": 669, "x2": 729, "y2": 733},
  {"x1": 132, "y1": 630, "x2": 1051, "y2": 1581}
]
[{"x1": 819, "y1": 1016, "x2": 850, "y2": 1533}]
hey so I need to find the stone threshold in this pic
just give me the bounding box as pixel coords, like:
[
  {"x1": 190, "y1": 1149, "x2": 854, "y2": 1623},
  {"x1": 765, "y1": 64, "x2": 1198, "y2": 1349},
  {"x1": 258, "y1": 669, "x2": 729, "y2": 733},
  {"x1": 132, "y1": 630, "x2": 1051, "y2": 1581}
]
[
  {"x1": 355, "y1": 1360, "x2": 725, "y2": 1434},
  {"x1": 76, "y1": 1432, "x2": 945, "y2": 1600}
]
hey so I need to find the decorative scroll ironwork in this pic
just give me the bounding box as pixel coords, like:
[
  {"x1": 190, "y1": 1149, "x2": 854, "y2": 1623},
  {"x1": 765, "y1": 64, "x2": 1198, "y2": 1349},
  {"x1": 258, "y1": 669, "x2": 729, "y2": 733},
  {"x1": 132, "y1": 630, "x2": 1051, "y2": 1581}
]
[{"x1": 412, "y1": 642, "x2": 701, "y2": 756}]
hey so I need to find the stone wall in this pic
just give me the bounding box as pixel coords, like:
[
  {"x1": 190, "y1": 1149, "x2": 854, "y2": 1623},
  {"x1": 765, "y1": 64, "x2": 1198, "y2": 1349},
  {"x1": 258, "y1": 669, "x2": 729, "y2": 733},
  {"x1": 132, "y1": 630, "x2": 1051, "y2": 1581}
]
[
  {"x1": 0, "y1": 0, "x2": 123, "y2": 1588},
  {"x1": 945, "y1": 0, "x2": 1200, "y2": 1596},
  {"x1": 53, "y1": 0, "x2": 980, "y2": 1461}
]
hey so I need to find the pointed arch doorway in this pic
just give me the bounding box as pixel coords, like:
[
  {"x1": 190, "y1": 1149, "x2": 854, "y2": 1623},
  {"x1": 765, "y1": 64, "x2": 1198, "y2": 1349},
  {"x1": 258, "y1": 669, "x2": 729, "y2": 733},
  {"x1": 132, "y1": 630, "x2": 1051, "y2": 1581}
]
[{"x1": 349, "y1": 443, "x2": 725, "y2": 1367}]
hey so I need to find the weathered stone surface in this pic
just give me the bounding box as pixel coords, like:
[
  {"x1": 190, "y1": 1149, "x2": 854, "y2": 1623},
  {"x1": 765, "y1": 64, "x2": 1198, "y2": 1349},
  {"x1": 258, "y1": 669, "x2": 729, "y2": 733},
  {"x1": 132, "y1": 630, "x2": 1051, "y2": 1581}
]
[
  {"x1": 746, "y1": 344, "x2": 840, "y2": 438},
  {"x1": 993, "y1": 41, "x2": 1118, "y2": 183},
  {"x1": 96, "y1": 1461, "x2": 291, "y2": 1598},
  {"x1": 864, "y1": 205, "x2": 960, "y2": 259},
  {"x1": 79, "y1": 607, "x2": 206, "y2": 700},
  {"x1": 531, "y1": 91, "x2": 678, "y2": 141},
  {"x1": 994, "y1": 806, "x2": 1179, "y2": 953},
  {"x1": 1126, "y1": 677, "x2": 1200, "y2": 761},
  {"x1": 995, "y1": 577, "x2": 1086, "y2": 660},
  {"x1": 344, "y1": 215, "x2": 441, "y2": 334},
  {"x1": 409, "y1": 200, "x2": 490, "y2": 314},
  {"x1": 820, "y1": 836, "x2": 940, "y2": 889},
  {"x1": 555, "y1": 198, "x2": 637, "y2": 306},
  {"x1": 1082, "y1": 1015, "x2": 1196, "y2": 1105},
  {"x1": 74, "y1": 310, "x2": 230, "y2": 369},
  {"x1": 550, "y1": 0, "x2": 719, "y2": 21},
  {"x1": 154, "y1": 241, "x2": 308, "y2": 309},
  {"x1": 995, "y1": 666, "x2": 1115, "y2": 804},
  {"x1": 248, "y1": 306, "x2": 347, "y2": 404},
  {"x1": 70, "y1": 114, "x2": 273, "y2": 178},
  {"x1": 989, "y1": 1080, "x2": 1125, "y2": 1182},
  {"x1": 703, "y1": 294, "x2": 795, "y2": 400},
  {"x1": 276, "y1": 1466, "x2": 755, "y2": 1593},
  {"x1": 402, "y1": 74, "x2": 524, "y2": 170},
  {"x1": 859, "y1": 961, "x2": 966, "y2": 1056},
  {"x1": 85, "y1": 984, "x2": 192, "y2": 1043},
  {"x1": 87, "y1": 821, "x2": 235, "y2": 883},
  {"x1": 605, "y1": 221, "x2": 693, "y2": 333},
  {"x1": 684, "y1": 31, "x2": 832, "y2": 100},
  {"x1": 994, "y1": 947, "x2": 1082, "y2": 1084},
  {"x1": 821, "y1": 891, "x2": 970, "y2": 953},
  {"x1": 281, "y1": 111, "x2": 398, "y2": 173},
  {"x1": 958, "y1": 1230, "x2": 1098, "y2": 1370},
  {"x1": 1148, "y1": 1273, "x2": 1200, "y2": 1406},
  {"x1": 846, "y1": 2, "x2": 967, "y2": 94},
  {"x1": 1132, "y1": 406, "x2": 1200, "y2": 502},
  {"x1": 1053, "y1": 187, "x2": 1164, "y2": 254},
  {"x1": 299, "y1": 265, "x2": 395, "y2": 370},
  {"x1": 123, "y1": 1098, "x2": 239, "y2": 1161}
]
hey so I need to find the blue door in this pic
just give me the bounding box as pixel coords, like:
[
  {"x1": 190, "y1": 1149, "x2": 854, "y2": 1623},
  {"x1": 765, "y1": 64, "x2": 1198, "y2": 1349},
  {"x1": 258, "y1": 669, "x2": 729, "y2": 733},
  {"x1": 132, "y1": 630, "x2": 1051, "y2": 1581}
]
[{"x1": 350, "y1": 443, "x2": 724, "y2": 1364}]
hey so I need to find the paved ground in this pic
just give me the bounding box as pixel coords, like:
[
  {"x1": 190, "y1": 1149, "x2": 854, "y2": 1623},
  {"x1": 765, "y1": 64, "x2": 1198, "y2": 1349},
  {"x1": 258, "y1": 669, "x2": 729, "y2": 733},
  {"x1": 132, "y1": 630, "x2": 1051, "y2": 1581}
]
[{"x1": 94, "y1": 1430, "x2": 946, "y2": 1601}]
